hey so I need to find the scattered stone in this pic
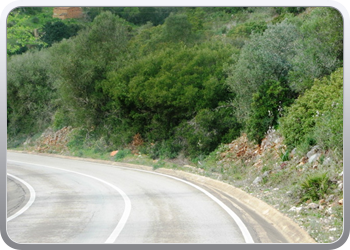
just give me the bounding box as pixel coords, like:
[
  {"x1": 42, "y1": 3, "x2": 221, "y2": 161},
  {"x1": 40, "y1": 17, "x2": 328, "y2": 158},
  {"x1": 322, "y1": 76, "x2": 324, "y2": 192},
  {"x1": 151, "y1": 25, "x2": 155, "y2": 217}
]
[
  {"x1": 286, "y1": 191, "x2": 293, "y2": 197},
  {"x1": 307, "y1": 145, "x2": 321, "y2": 158},
  {"x1": 307, "y1": 203, "x2": 319, "y2": 209},
  {"x1": 252, "y1": 176, "x2": 262, "y2": 185},
  {"x1": 262, "y1": 171, "x2": 270, "y2": 178},
  {"x1": 325, "y1": 207, "x2": 333, "y2": 215},
  {"x1": 339, "y1": 171, "x2": 343, "y2": 177},
  {"x1": 308, "y1": 153, "x2": 321, "y2": 163},
  {"x1": 289, "y1": 206, "x2": 304, "y2": 213},
  {"x1": 338, "y1": 182, "x2": 343, "y2": 191},
  {"x1": 326, "y1": 195, "x2": 335, "y2": 203},
  {"x1": 338, "y1": 199, "x2": 343, "y2": 205},
  {"x1": 323, "y1": 157, "x2": 332, "y2": 165}
]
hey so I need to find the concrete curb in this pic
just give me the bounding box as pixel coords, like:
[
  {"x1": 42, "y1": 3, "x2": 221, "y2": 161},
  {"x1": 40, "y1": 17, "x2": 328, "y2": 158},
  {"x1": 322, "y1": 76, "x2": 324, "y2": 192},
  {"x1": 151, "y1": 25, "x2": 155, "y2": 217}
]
[
  {"x1": 7, "y1": 150, "x2": 316, "y2": 243},
  {"x1": 154, "y1": 168, "x2": 316, "y2": 243}
]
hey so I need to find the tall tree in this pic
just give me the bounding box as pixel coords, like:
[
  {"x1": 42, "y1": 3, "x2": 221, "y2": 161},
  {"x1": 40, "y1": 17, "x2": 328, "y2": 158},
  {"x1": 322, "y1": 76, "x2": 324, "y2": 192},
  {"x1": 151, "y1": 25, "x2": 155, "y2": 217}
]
[
  {"x1": 225, "y1": 21, "x2": 300, "y2": 122},
  {"x1": 52, "y1": 11, "x2": 130, "y2": 129},
  {"x1": 7, "y1": 50, "x2": 56, "y2": 136}
]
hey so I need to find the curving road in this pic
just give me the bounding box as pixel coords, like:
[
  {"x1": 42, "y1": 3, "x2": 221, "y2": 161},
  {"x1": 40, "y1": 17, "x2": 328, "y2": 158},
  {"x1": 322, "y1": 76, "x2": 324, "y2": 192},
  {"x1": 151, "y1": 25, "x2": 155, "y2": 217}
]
[{"x1": 6, "y1": 151, "x2": 289, "y2": 244}]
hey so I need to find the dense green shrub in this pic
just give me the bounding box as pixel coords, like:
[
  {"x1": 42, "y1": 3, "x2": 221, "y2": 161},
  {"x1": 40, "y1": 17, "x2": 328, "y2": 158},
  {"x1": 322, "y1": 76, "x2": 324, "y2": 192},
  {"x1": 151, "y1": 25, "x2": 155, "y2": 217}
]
[
  {"x1": 246, "y1": 80, "x2": 296, "y2": 143},
  {"x1": 101, "y1": 43, "x2": 237, "y2": 154},
  {"x1": 162, "y1": 13, "x2": 193, "y2": 42},
  {"x1": 279, "y1": 68, "x2": 343, "y2": 149},
  {"x1": 227, "y1": 21, "x2": 267, "y2": 38},
  {"x1": 7, "y1": 49, "x2": 56, "y2": 136},
  {"x1": 41, "y1": 20, "x2": 83, "y2": 46},
  {"x1": 299, "y1": 172, "x2": 331, "y2": 202},
  {"x1": 288, "y1": 7, "x2": 343, "y2": 93},
  {"x1": 115, "y1": 149, "x2": 132, "y2": 160},
  {"x1": 174, "y1": 108, "x2": 241, "y2": 157},
  {"x1": 83, "y1": 7, "x2": 173, "y2": 25}
]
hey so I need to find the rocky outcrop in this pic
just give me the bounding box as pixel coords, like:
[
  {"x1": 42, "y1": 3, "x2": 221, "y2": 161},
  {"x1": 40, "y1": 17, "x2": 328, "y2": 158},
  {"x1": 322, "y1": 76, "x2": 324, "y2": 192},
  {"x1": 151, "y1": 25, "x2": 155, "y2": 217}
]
[{"x1": 35, "y1": 126, "x2": 73, "y2": 153}]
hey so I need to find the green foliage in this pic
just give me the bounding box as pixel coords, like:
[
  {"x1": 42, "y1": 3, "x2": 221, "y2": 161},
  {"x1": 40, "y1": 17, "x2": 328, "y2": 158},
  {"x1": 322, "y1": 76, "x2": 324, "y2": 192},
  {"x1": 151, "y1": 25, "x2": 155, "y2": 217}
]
[
  {"x1": 7, "y1": 12, "x2": 47, "y2": 55},
  {"x1": 246, "y1": 80, "x2": 296, "y2": 143},
  {"x1": 288, "y1": 7, "x2": 343, "y2": 93},
  {"x1": 83, "y1": 7, "x2": 173, "y2": 25},
  {"x1": 7, "y1": 49, "x2": 56, "y2": 136},
  {"x1": 7, "y1": 7, "x2": 343, "y2": 163},
  {"x1": 41, "y1": 20, "x2": 82, "y2": 46},
  {"x1": 280, "y1": 150, "x2": 290, "y2": 162},
  {"x1": 163, "y1": 13, "x2": 193, "y2": 42},
  {"x1": 225, "y1": 21, "x2": 300, "y2": 122},
  {"x1": 274, "y1": 7, "x2": 306, "y2": 15},
  {"x1": 51, "y1": 11, "x2": 130, "y2": 129},
  {"x1": 141, "y1": 140, "x2": 181, "y2": 160},
  {"x1": 174, "y1": 108, "x2": 241, "y2": 157},
  {"x1": 279, "y1": 68, "x2": 343, "y2": 149},
  {"x1": 115, "y1": 149, "x2": 132, "y2": 160},
  {"x1": 101, "y1": 43, "x2": 237, "y2": 156},
  {"x1": 313, "y1": 95, "x2": 343, "y2": 150},
  {"x1": 52, "y1": 109, "x2": 71, "y2": 131},
  {"x1": 227, "y1": 21, "x2": 267, "y2": 38},
  {"x1": 299, "y1": 172, "x2": 331, "y2": 202}
]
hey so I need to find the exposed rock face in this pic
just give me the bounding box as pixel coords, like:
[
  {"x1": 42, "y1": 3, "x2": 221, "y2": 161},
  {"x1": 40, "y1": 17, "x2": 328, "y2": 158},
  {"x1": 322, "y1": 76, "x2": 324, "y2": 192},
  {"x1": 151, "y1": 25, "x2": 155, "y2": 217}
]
[
  {"x1": 219, "y1": 129, "x2": 285, "y2": 169},
  {"x1": 35, "y1": 126, "x2": 73, "y2": 153}
]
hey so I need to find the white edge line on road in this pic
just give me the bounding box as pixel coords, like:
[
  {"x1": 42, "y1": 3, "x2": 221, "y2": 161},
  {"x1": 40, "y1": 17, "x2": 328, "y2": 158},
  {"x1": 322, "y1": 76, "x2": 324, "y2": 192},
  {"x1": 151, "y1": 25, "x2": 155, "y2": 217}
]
[
  {"x1": 7, "y1": 160, "x2": 131, "y2": 244},
  {"x1": 6, "y1": 173, "x2": 36, "y2": 222},
  {"x1": 119, "y1": 167, "x2": 255, "y2": 243}
]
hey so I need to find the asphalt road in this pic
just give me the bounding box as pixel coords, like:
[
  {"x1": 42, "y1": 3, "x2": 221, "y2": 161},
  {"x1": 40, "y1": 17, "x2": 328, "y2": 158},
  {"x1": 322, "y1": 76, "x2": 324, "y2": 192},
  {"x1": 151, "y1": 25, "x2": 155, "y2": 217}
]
[{"x1": 6, "y1": 151, "x2": 288, "y2": 244}]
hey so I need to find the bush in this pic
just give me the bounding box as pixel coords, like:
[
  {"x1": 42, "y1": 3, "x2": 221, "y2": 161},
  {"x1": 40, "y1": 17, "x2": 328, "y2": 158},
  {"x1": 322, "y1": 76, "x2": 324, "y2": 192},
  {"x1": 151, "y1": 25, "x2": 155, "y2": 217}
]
[
  {"x1": 115, "y1": 149, "x2": 132, "y2": 160},
  {"x1": 227, "y1": 21, "x2": 267, "y2": 38},
  {"x1": 7, "y1": 49, "x2": 56, "y2": 136},
  {"x1": 174, "y1": 108, "x2": 241, "y2": 158},
  {"x1": 225, "y1": 21, "x2": 300, "y2": 122},
  {"x1": 299, "y1": 172, "x2": 331, "y2": 202},
  {"x1": 101, "y1": 43, "x2": 237, "y2": 156},
  {"x1": 246, "y1": 80, "x2": 296, "y2": 143},
  {"x1": 279, "y1": 68, "x2": 343, "y2": 149},
  {"x1": 288, "y1": 7, "x2": 343, "y2": 93}
]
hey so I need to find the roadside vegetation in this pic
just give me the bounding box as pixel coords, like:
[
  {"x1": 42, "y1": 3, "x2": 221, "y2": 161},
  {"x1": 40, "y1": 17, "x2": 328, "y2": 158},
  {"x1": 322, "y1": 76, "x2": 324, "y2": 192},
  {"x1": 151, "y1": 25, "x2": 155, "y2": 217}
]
[{"x1": 7, "y1": 7, "x2": 343, "y2": 243}]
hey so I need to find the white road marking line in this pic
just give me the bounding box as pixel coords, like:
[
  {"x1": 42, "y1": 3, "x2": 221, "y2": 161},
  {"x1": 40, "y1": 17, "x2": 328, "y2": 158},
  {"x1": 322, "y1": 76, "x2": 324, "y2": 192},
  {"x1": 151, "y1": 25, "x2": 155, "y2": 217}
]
[
  {"x1": 7, "y1": 173, "x2": 36, "y2": 222},
  {"x1": 7, "y1": 160, "x2": 131, "y2": 244},
  {"x1": 118, "y1": 167, "x2": 255, "y2": 243}
]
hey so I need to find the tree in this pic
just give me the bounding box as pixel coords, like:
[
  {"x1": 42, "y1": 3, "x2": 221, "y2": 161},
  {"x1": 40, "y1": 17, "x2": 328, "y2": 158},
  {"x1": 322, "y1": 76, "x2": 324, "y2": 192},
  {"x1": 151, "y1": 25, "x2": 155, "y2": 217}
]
[
  {"x1": 41, "y1": 20, "x2": 82, "y2": 46},
  {"x1": 51, "y1": 11, "x2": 130, "y2": 129},
  {"x1": 279, "y1": 68, "x2": 343, "y2": 149},
  {"x1": 101, "y1": 43, "x2": 237, "y2": 149},
  {"x1": 225, "y1": 21, "x2": 300, "y2": 122},
  {"x1": 7, "y1": 12, "x2": 46, "y2": 55},
  {"x1": 163, "y1": 13, "x2": 193, "y2": 42},
  {"x1": 288, "y1": 7, "x2": 343, "y2": 93},
  {"x1": 7, "y1": 49, "x2": 56, "y2": 136},
  {"x1": 246, "y1": 80, "x2": 296, "y2": 143}
]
